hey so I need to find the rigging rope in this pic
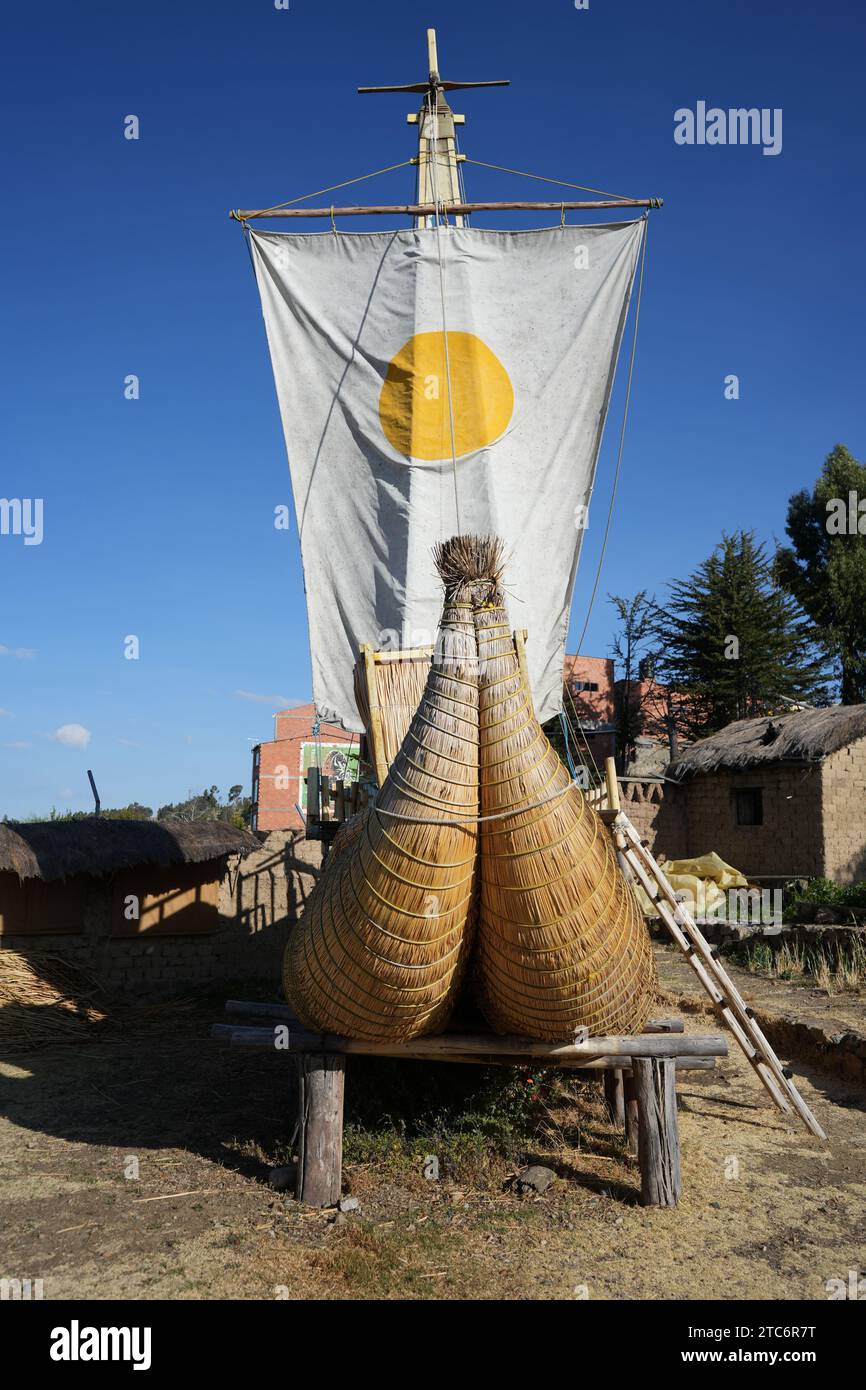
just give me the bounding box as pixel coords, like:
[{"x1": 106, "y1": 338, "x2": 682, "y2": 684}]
[
  {"x1": 462, "y1": 159, "x2": 639, "y2": 204},
  {"x1": 238, "y1": 160, "x2": 415, "y2": 218}
]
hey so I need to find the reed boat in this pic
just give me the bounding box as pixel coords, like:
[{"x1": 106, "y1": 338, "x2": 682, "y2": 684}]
[{"x1": 236, "y1": 31, "x2": 661, "y2": 1040}]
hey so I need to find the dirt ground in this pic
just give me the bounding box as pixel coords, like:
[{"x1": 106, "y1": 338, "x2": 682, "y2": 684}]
[{"x1": 1, "y1": 985, "x2": 864, "y2": 1302}]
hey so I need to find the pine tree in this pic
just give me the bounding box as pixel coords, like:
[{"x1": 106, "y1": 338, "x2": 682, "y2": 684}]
[
  {"x1": 776, "y1": 443, "x2": 866, "y2": 704},
  {"x1": 654, "y1": 532, "x2": 827, "y2": 737}
]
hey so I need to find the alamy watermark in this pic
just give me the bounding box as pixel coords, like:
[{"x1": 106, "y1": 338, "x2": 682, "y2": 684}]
[
  {"x1": 675, "y1": 102, "x2": 782, "y2": 157},
  {"x1": 826, "y1": 491, "x2": 866, "y2": 535},
  {"x1": 676, "y1": 886, "x2": 783, "y2": 926},
  {"x1": 0, "y1": 497, "x2": 43, "y2": 546}
]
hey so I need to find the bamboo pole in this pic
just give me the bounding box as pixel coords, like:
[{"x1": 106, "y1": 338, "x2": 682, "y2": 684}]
[
  {"x1": 604, "y1": 756, "x2": 621, "y2": 813},
  {"x1": 360, "y1": 643, "x2": 388, "y2": 788},
  {"x1": 231, "y1": 198, "x2": 662, "y2": 221}
]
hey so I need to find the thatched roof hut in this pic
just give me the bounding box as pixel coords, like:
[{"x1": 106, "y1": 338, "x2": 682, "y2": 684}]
[
  {"x1": 0, "y1": 820, "x2": 260, "y2": 884},
  {"x1": 668, "y1": 704, "x2": 866, "y2": 781}
]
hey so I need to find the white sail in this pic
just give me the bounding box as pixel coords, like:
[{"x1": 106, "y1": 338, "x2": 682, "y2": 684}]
[{"x1": 250, "y1": 220, "x2": 643, "y2": 730}]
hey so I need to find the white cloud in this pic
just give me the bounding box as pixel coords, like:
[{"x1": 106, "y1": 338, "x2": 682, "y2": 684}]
[
  {"x1": 3, "y1": 740, "x2": 31, "y2": 749},
  {"x1": 234, "y1": 689, "x2": 302, "y2": 707},
  {"x1": 52, "y1": 723, "x2": 92, "y2": 750},
  {"x1": 0, "y1": 645, "x2": 35, "y2": 660},
  {"x1": 117, "y1": 737, "x2": 142, "y2": 748},
  {"x1": 0, "y1": 708, "x2": 11, "y2": 717}
]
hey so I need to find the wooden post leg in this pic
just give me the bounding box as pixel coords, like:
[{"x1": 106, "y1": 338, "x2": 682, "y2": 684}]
[
  {"x1": 633, "y1": 1057, "x2": 681, "y2": 1208},
  {"x1": 603, "y1": 1068, "x2": 625, "y2": 1128},
  {"x1": 623, "y1": 1071, "x2": 640, "y2": 1157},
  {"x1": 296, "y1": 1053, "x2": 345, "y2": 1207}
]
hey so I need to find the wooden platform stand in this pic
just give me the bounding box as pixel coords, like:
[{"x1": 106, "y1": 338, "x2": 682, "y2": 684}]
[{"x1": 213, "y1": 1002, "x2": 727, "y2": 1209}]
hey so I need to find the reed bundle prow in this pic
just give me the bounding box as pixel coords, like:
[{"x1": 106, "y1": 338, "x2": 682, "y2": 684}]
[
  {"x1": 283, "y1": 536, "x2": 483, "y2": 1041},
  {"x1": 458, "y1": 533, "x2": 656, "y2": 1041}
]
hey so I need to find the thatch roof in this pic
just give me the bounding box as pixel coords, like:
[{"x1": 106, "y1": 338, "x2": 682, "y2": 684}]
[
  {"x1": 0, "y1": 819, "x2": 261, "y2": 884},
  {"x1": 668, "y1": 704, "x2": 866, "y2": 781}
]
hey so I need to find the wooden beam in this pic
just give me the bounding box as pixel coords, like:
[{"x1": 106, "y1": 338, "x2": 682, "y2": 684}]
[
  {"x1": 634, "y1": 1057, "x2": 682, "y2": 1207},
  {"x1": 361, "y1": 643, "x2": 389, "y2": 789},
  {"x1": 231, "y1": 198, "x2": 662, "y2": 221},
  {"x1": 223, "y1": 999, "x2": 685, "y2": 1035},
  {"x1": 624, "y1": 1070, "x2": 640, "y2": 1157},
  {"x1": 605, "y1": 756, "x2": 621, "y2": 813},
  {"x1": 296, "y1": 1053, "x2": 344, "y2": 1206},
  {"x1": 604, "y1": 1068, "x2": 625, "y2": 1126},
  {"x1": 215, "y1": 1023, "x2": 725, "y2": 1061}
]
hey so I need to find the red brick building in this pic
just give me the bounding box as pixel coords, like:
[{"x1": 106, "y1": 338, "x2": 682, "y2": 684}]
[
  {"x1": 251, "y1": 704, "x2": 359, "y2": 832},
  {"x1": 562, "y1": 654, "x2": 618, "y2": 767}
]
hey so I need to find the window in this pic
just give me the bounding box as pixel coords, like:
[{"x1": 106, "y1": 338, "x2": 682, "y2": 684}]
[
  {"x1": 734, "y1": 788, "x2": 763, "y2": 826},
  {"x1": 573, "y1": 681, "x2": 599, "y2": 693}
]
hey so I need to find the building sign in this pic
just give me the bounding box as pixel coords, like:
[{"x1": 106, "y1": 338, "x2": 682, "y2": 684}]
[{"x1": 299, "y1": 741, "x2": 359, "y2": 811}]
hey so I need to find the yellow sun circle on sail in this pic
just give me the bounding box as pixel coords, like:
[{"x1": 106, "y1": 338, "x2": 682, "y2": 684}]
[{"x1": 379, "y1": 331, "x2": 513, "y2": 461}]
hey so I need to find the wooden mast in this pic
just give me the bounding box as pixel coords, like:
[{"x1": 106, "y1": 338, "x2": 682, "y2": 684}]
[
  {"x1": 413, "y1": 30, "x2": 465, "y2": 228},
  {"x1": 232, "y1": 31, "x2": 664, "y2": 222},
  {"x1": 231, "y1": 32, "x2": 663, "y2": 223},
  {"x1": 356, "y1": 27, "x2": 509, "y2": 231}
]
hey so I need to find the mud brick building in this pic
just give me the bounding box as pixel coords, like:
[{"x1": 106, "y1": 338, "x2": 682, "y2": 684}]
[
  {"x1": 0, "y1": 819, "x2": 322, "y2": 999},
  {"x1": 655, "y1": 705, "x2": 866, "y2": 881}
]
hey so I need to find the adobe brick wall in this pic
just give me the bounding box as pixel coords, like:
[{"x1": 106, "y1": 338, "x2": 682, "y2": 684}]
[
  {"x1": 821, "y1": 742, "x2": 866, "y2": 883},
  {"x1": 0, "y1": 831, "x2": 323, "y2": 1001},
  {"x1": 617, "y1": 764, "x2": 839, "y2": 879},
  {"x1": 618, "y1": 779, "x2": 688, "y2": 860},
  {"x1": 676, "y1": 766, "x2": 825, "y2": 878}
]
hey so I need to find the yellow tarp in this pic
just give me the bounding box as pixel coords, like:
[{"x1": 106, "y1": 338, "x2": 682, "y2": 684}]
[{"x1": 634, "y1": 851, "x2": 748, "y2": 918}]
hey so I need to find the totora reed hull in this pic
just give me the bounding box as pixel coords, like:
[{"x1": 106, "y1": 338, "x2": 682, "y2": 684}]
[
  {"x1": 283, "y1": 539, "x2": 482, "y2": 1040},
  {"x1": 469, "y1": 539, "x2": 656, "y2": 1040}
]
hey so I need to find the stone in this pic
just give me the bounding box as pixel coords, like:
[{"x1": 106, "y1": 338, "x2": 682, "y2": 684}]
[
  {"x1": 337, "y1": 1196, "x2": 360, "y2": 1213},
  {"x1": 514, "y1": 1164, "x2": 557, "y2": 1195},
  {"x1": 268, "y1": 1165, "x2": 297, "y2": 1192}
]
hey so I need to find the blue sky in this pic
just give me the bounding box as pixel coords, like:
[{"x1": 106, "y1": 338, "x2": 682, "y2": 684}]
[{"x1": 1, "y1": 0, "x2": 864, "y2": 819}]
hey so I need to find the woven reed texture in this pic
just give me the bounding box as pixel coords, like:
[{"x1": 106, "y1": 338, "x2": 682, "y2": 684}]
[
  {"x1": 472, "y1": 601, "x2": 656, "y2": 1040},
  {"x1": 354, "y1": 654, "x2": 431, "y2": 773},
  {"x1": 284, "y1": 569, "x2": 480, "y2": 1041}
]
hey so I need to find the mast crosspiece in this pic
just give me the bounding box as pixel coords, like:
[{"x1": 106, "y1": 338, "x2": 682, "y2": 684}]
[
  {"x1": 230, "y1": 29, "x2": 662, "y2": 222},
  {"x1": 359, "y1": 28, "x2": 508, "y2": 228}
]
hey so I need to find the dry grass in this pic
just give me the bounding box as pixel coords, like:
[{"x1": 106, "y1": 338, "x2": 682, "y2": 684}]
[{"x1": 732, "y1": 934, "x2": 866, "y2": 994}]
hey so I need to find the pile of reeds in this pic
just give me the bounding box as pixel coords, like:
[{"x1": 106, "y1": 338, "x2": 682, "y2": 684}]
[
  {"x1": 0, "y1": 950, "x2": 205, "y2": 1051},
  {"x1": 0, "y1": 950, "x2": 109, "y2": 1049},
  {"x1": 283, "y1": 537, "x2": 482, "y2": 1041}
]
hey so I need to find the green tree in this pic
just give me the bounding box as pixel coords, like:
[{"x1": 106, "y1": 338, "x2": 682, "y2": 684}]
[
  {"x1": 609, "y1": 591, "x2": 656, "y2": 761},
  {"x1": 609, "y1": 592, "x2": 690, "y2": 763},
  {"x1": 156, "y1": 785, "x2": 252, "y2": 828},
  {"x1": 654, "y1": 531, "x2": 827, "y2": 737},
  {"x1": 775, "y1": 444, "x2": 866, "y2": 703}
]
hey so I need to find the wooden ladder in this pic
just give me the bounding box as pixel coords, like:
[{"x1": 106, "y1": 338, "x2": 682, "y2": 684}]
[{"x1": 603, "y1": 764, "x2": 826, "y2": 1141}]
